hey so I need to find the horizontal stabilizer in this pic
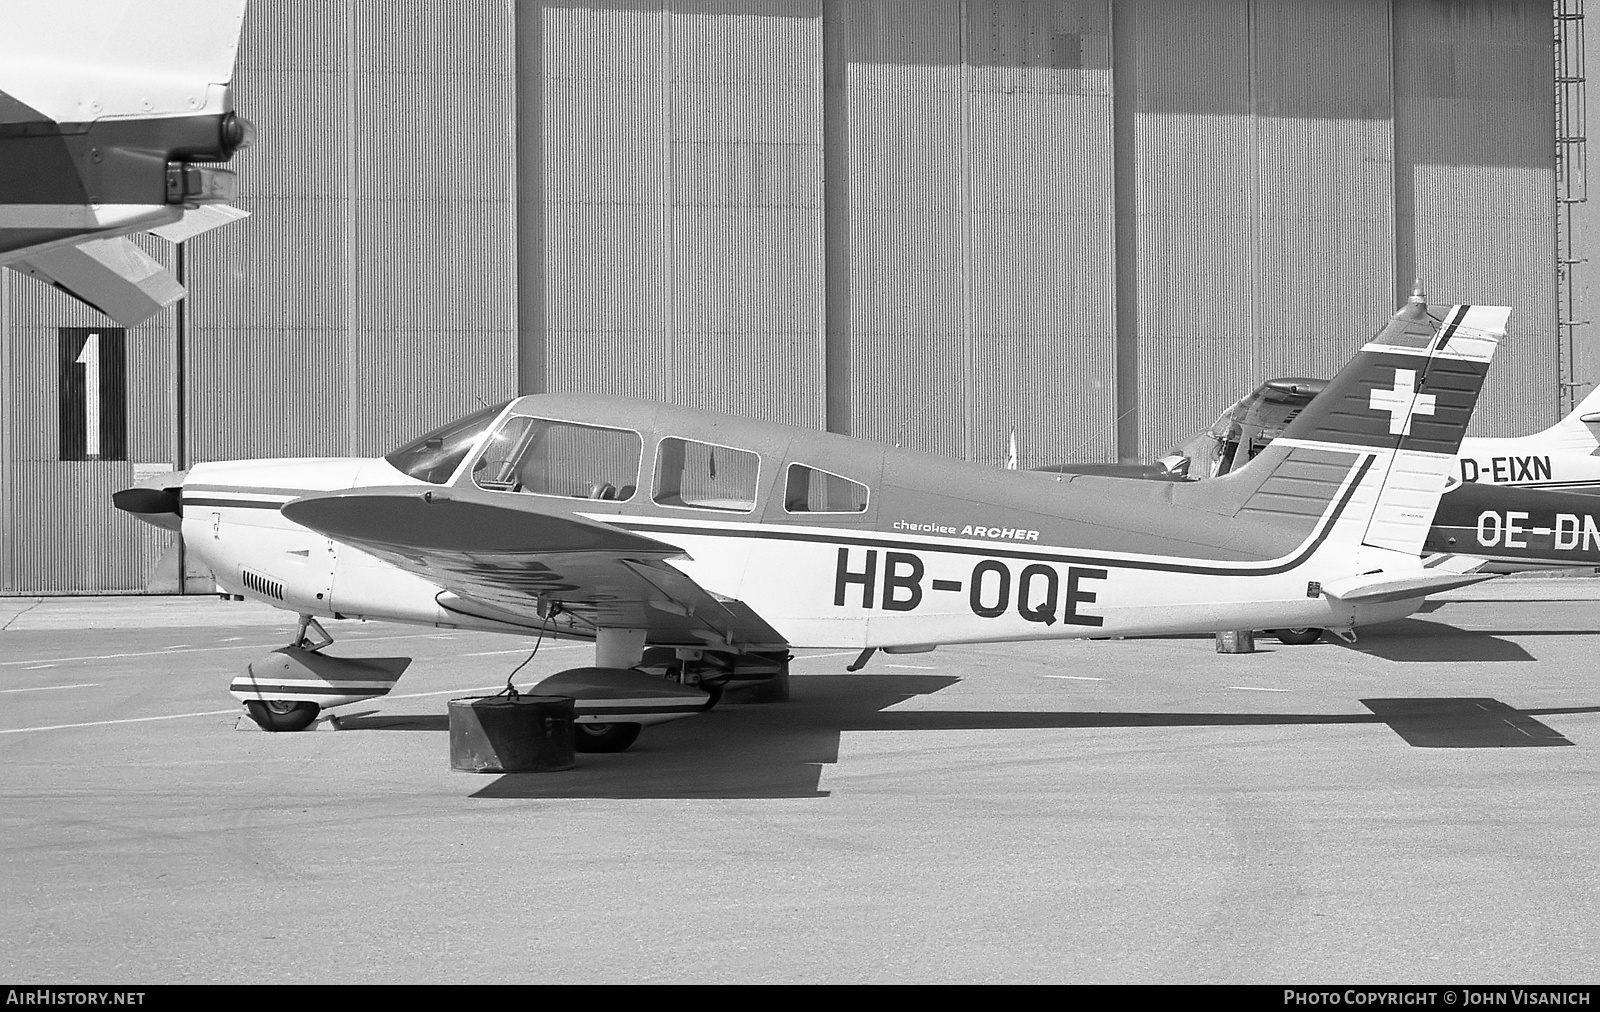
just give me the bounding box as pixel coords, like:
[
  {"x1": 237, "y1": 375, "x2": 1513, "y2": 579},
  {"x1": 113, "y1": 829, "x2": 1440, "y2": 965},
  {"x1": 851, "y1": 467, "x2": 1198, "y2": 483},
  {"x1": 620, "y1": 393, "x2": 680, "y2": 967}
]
[
  {"x1": 1319, "y1": 570, "x2": 1496, "y2": 605},
  {"x1": 9, "y1": 237, "x2": 183, "y2": 325}
]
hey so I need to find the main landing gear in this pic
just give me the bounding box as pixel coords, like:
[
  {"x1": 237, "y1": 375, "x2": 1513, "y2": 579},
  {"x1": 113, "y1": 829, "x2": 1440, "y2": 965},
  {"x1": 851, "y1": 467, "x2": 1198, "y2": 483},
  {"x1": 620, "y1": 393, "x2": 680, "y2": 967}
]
[
  {"x1": 572, "y1": 721, "x2": 643, "y2": 753},
  {"x1": 230, "y1": 614, "x2": 789, "y2": 754},
  {"x1": 525, "y1": 638, "x2": 793, "y2": 754},
  {"x1": 1267, "y1": 627, "x2": 1324, "y2": 645}
]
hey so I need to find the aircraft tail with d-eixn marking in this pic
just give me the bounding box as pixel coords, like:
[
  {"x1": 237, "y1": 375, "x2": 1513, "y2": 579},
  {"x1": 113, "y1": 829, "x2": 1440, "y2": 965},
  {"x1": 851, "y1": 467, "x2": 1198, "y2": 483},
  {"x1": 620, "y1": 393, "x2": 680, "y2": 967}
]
[
  {"x1": 1211, "y1": 290, "x2": 1509, "y2": 571},
  {"x1": 1530, "y1": 380, "x2": 1600, "y2": 453},
  {"x1": 1457, "y1": 374, "x2": 1600, "y2": 467}
]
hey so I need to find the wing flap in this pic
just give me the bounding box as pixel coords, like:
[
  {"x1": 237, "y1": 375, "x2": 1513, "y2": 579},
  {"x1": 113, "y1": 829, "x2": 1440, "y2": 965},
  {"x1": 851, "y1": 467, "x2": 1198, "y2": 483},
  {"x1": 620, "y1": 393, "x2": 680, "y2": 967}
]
[{"x1": 618, "y1": 559, "x2": 785, "y2": 647}]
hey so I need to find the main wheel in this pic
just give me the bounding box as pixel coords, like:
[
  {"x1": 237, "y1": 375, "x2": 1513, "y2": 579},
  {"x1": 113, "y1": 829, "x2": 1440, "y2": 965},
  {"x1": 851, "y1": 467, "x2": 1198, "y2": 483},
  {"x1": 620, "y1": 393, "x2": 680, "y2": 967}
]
[
  {"x1": 1270, "y1": 627, "x2": 1324, "y2": 646},
  {"x1": 726, "y1": 663, "x2": 790, "y2": 704},
  {"x1": 244, "y1": 699, "x2": 320, "y2": 732},
  {"x1": 573, "y1": 721, "x2": 642, "y2": 753}
]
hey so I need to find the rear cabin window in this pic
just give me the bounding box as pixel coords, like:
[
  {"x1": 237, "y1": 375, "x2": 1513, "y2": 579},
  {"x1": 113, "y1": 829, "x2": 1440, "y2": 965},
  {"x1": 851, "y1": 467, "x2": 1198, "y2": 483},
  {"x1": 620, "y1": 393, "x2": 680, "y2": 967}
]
[
  {"x1": 784, "y1": 464, "x2": 869, "y2": 513},
  {"x1": 472, "y1": 416, "x2": 641, "y2": 501},
  {"x1": 653, "y1": 438, "x2": 760, "y2": 513}
]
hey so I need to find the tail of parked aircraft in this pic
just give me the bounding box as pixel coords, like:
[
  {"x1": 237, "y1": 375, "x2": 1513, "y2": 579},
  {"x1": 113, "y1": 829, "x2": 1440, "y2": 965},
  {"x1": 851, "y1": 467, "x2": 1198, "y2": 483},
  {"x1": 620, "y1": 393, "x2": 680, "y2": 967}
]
[
  {"x1": 0, "y1": 1, "x2": 251, "y2": 325},
  {"x1": 1214, "y1": 289, "x2": 1509, "y2": 562},
  {"x1": 1517, "y1": 381, "x2": 1600, "y2": 454}
]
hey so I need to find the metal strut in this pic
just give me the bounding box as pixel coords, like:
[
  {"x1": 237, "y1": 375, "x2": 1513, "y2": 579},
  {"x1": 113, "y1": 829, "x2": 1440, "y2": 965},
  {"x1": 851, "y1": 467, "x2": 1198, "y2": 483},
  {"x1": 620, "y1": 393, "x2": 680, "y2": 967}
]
[{"x1": 293, "y1": 614, "x2": 333, "y2": 653}]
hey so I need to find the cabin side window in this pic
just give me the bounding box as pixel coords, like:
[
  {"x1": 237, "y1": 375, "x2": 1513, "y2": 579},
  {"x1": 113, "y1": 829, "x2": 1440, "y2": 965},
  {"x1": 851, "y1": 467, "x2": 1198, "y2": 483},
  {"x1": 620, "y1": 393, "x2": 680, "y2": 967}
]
[
  {"x1": 471, "y1": 416, "x2": 641, "y2": 500},
  {"x1": 653, "y1": 438, "x2": 760, "y2": 513},
  {"x1": 784, "y1": 464, "x2": 869, "y2": 513}
]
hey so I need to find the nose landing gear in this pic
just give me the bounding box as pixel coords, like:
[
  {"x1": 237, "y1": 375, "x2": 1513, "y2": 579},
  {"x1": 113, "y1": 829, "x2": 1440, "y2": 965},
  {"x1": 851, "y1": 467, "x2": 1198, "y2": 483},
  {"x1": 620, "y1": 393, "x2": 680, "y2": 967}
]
[
  {"x1": 243, "y1": 697, "x2": 322, "y2": 732},
  {"x1": 239, "y1": 616, "x2": 334, "y2": 730},
  {"x1": 291, "y1": 614, "x2": 333, "y2": 652},
  {"x1": 231, "y1": 614, "x2": 410, "y2": 731}
]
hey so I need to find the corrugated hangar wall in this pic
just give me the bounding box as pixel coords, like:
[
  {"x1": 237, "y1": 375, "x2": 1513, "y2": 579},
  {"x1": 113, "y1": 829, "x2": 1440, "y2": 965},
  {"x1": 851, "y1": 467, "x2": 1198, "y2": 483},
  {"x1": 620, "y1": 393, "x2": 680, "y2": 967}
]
[
  {"x1": 0, "y1": 0, "x2": 1561, "y2": 594},
  {"x1": 1, "y1": 0, "x2": 518, "y2": 594},
  {"x1": 193, "y1": 1, "x2": 518, "y2": 463}
]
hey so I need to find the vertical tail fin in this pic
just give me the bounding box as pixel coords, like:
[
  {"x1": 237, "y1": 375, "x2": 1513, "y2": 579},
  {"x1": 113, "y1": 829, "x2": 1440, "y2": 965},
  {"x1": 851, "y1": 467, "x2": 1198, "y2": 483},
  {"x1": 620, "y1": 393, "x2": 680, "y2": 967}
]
[
  {"x1": 1223, "y1": 290, "x2": 1508, "y2": 558},
  {"x1": 1524, "y1": 381, "x2": 1600, "y2": 453},
  {"x1": 1281, "y1": 292, "x2": 1508, "y2": 555}
]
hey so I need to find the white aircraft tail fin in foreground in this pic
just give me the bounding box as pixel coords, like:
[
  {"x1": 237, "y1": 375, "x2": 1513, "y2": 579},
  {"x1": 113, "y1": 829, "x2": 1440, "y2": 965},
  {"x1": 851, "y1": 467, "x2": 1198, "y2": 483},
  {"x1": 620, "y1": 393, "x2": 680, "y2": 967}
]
[
  {"x1": 1222, "y1": 295, "x2": 1509, "y2": 560},
  {"x1": 0, "y1": 0, "x2": 251, "y2": 325}
]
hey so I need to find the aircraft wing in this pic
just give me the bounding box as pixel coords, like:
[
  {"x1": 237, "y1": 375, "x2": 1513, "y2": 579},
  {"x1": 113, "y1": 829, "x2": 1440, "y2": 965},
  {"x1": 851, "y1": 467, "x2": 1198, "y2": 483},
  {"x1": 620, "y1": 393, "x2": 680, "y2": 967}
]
[{"x1": 280, "y1": 486, "x2": 789, "y2": 650}]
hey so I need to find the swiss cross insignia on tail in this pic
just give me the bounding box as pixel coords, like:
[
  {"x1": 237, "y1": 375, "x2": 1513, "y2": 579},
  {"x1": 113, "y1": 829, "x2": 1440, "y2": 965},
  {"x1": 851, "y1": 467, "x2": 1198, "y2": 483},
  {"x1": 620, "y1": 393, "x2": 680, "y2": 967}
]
[
  {"x1": 1276, "y1": 300, "x2": 1505, "y2": 457},
  {"x1": 1369, "y1": 368, "x2": 1437, "y2": 436}
]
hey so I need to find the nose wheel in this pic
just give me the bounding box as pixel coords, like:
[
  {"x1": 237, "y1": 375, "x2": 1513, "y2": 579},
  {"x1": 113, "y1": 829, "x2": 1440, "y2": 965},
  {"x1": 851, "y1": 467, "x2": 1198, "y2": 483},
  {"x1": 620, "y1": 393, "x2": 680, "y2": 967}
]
[
  {"x1": 243, "y1": 698, "x2": 321, "y2": 732},
  {"x1": 240, "y1": 614, "x2": 335, "y2": 731}
]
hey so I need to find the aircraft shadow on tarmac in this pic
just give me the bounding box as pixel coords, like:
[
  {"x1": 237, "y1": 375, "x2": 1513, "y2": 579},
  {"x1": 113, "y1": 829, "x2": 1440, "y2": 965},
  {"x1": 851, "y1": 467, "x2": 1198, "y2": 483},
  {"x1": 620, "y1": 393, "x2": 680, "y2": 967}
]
[
  {"x1": 327, "y1": 674, "x2": 1600, "y2": 800},
  {"x1": 1333, "y1": 617, "x2": 1542, "y2": 662}
]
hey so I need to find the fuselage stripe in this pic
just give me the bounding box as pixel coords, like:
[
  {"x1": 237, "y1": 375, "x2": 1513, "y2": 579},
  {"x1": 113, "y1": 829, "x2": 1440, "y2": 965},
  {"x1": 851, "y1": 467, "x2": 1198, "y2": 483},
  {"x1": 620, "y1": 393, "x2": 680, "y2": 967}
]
[
  {"x1": 607, "y1": 455, "x2": 1376, "y2": 577},
  {"x1": 185, "y1": 497, "x2": 288, "y2": 511},
  {"x1": 230, "y1": 684, "x2": 396, "y2": 696},
  {"x1": 1434, "y1": 305, "x2": 1471, "y2": 350}
]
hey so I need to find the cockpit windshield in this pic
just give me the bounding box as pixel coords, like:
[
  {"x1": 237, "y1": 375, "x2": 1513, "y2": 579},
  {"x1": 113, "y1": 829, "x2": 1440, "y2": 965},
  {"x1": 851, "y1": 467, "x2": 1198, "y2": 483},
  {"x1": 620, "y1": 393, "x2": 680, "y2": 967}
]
[{"x1": 384, "y1": 401, "x2": 509, "y2": 484}]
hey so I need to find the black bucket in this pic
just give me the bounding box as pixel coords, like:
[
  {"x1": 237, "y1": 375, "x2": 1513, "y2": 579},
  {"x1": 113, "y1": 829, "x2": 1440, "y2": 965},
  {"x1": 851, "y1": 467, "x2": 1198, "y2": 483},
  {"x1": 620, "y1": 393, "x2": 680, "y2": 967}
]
[{"x1": 448, "y1": 694, "x2": 576, "y2": 773}]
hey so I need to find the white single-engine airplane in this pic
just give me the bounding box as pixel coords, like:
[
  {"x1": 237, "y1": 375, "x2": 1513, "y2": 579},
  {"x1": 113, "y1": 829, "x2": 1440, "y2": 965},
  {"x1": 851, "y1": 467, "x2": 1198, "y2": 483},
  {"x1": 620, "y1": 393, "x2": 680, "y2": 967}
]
[
  {"x1": 115, "y1": 299, "x2": 1509, "y2": 751},
  {"x1": 0, "y1": 0, "x2": 252, "y2": 325}
]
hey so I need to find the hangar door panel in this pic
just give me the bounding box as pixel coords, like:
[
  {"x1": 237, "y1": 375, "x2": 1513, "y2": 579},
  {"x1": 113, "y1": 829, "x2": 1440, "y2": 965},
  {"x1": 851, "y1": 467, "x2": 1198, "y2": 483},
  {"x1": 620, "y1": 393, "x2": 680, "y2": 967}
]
[
  {"x1": 838, "y1": 0, "x2": 1118, "y2": 468},
  {"x1": 540, "y1": 2, "x2": 826, "y2": 427},
  {"x1": 1248, "y1": 0, "x2": 1395, "y2": 388},
  {"x1": 1393, "y1": 0, "x2": 1555, "y2": 435},
  {"x1": 2, "y1": 276, "x2": 181, "y2": 594}
]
